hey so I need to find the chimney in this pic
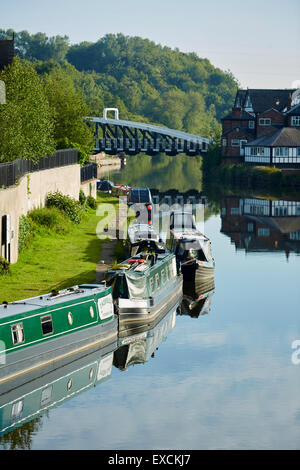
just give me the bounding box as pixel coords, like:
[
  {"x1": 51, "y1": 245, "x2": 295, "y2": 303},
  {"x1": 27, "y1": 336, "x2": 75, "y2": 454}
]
[
  {"x1": 232, "y1": 107, "x2": 242, "y2": 118},
  {"x1": 287, "y1": 93, "x2": 292, "y2": 111}
]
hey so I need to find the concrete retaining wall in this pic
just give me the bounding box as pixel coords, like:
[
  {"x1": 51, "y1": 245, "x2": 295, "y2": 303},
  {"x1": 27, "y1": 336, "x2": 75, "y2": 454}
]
[{"x1": 0, "y1": 164, "x2": 81, "y2": 264}]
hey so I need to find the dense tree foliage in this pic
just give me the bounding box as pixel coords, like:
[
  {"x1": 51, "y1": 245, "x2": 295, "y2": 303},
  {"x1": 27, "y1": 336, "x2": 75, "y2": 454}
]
[
  {"x1": 0, "y1": 57, "x2": 55, "y2": 162},
  {"x1": 1, "y1": 30, "x2": 239, "y2": 140}
]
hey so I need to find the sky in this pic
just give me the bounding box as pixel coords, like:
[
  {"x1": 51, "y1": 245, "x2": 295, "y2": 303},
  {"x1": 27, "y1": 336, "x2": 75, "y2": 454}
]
[{"x1": 1, "y1": 0, "x2": 300, "y2": 90}]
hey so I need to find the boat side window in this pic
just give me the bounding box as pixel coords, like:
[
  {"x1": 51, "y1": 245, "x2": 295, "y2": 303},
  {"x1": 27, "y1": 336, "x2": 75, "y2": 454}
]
[
  {"x1": 41, "y1": 315, "x2": 53, "y2": 335},
  {"x1": 11, "y1": 323, "x2": 25, "y2": 345},
  {"x1": 11, "y1": 400, "x2": 24, "y2": 422},
  {"x1": 155, "y1": 273, "x2": 160, "y2": 289},
  {"x1": 169, "y1": 263, "x2": 173, "y2": 278},
  {"x1": 150, "y1": 277, "x2": 155, "y2": 293},
  {"x1": 161, "y1": 269, "x2": 166, "y2": 285}
]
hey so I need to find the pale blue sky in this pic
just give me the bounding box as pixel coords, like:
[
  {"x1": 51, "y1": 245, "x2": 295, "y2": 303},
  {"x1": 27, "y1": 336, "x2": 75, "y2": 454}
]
[{"x1": 1, "y1": 0, "x2": 300, "y2": 89}]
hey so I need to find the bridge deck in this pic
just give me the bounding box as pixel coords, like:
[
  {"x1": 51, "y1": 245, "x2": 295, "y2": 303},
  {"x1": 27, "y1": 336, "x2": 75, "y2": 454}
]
[{"x1": 87, "y1": 117, "x2": 210, "y2": 144}]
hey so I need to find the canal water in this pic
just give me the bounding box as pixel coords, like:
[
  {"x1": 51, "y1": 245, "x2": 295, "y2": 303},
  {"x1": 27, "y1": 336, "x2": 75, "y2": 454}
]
[{"x1": 1, "y1": 154, "x2": 299, "y2": 450}]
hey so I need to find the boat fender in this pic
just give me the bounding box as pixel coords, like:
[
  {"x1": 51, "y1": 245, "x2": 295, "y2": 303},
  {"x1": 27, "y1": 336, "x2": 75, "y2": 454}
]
[{"x1": 138, "y1": 259, "x2": 147, "y2": 264}]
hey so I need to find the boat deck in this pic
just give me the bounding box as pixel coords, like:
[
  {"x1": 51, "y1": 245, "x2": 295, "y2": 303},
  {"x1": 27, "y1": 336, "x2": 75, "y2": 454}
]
[{"x1": 0, "y1": 284, "x2": 108, "y2": 320}]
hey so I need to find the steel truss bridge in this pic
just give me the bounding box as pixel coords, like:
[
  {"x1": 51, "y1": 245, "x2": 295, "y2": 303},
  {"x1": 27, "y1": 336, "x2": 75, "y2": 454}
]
[{"x1": 87, "y1": 109, "x2": 210, "y2": 156}]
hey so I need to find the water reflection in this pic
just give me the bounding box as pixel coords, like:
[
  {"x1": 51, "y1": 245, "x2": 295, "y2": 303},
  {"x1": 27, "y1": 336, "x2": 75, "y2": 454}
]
[
  {"x1": 180, "y1": 278, "x2": 215, "y2": 318},
  {"x1": 220, "y1": 195, "x2": 300, "y2": 257},
  {"x1": 0, "y1": 300, "x2": 181, "y2": 447},
  {"x1": 114, "y1": 304, "x2": 178, "y2": 371},
  {"x1": 0, "y1": 342, "x2": 117, "y2": 447}
]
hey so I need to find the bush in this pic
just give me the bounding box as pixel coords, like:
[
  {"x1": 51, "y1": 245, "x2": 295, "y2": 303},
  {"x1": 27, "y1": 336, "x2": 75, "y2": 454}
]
[
  {"x1": 79, "y1": 189, "x2": 87, "y2": 206},
  {"x1": 86, "y1": 195, "x2": 97, "y2": 209},
  {"x1": 46, "y1": 191, "x2": 83, "y2": 224},
  {"x1": 18, "y1": 215, "x2": 34, "y2": 252},
  {"x1": 28, "y1": 207, "x2": 72, "y2": 233},
  {"x1": 0, "y1": 256, "x2": 10, "y2": 275}
]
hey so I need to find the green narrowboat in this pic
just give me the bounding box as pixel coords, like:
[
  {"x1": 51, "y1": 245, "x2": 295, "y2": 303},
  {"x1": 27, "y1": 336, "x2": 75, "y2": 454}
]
[
  {"x1": 0, "y1": 284, "x2": 117, "y2": 390},
  {"x1": 104, "y1": 240, "x2": 183, "y2": 333},
  {"x1": 0, "y1": 342, "x2": 116, "y2": 438}
]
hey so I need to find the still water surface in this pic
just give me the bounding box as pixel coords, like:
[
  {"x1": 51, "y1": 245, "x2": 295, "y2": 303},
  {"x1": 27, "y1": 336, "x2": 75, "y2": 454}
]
[{"x1": 0, "y1": 154, "x2": 299, "y2": 450}]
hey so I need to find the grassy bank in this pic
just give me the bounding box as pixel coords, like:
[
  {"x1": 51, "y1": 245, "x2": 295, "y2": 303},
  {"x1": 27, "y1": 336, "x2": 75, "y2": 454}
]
[{"x1": 0, "y1": 192, "x2": 119, "y2": 303}]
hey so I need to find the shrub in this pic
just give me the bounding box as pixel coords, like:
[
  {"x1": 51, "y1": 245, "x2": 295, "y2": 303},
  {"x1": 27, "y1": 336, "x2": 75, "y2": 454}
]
[
  {"x1": 18, "y1": 215, "x2": 34, "y2": 252},
  {"x1": 86, "y1": 195, "x2": 97, "y2": 209},
  {"x1": 0, "y1": 256, "x2": 10, "y2": 275},
  {"x1": 46, "y1": 191, "x2": 83, "y2": 224},
  {"x1": 79, "y1": 189, "x2": 87, "y2": 206}
]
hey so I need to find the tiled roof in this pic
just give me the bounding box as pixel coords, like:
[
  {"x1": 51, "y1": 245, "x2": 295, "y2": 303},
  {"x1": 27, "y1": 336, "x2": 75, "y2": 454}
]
[
  {"x1": 237, "y1": 89, "x2": 296, "y2": 113},
  {"x1": 245, "y1": 127, "x2": 300, "y2": 147},
  {"x1": 221, "y1": 109, "x2": 255, "y2": 121},
  {"x1": 285, "y1": 103, "x2": 300, "y2": 116}
]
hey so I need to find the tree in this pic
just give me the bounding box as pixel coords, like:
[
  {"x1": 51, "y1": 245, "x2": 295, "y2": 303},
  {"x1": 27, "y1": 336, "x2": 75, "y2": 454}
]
[
  {"x1": 43, "y1": 67, "x2": 93, "y2": 158},
  {"x1": 0, "y1": 57, "x2": 55, "y2": 163}
]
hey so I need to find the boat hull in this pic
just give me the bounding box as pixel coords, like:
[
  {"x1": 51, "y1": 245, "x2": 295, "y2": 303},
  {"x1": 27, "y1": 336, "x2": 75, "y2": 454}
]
[
  {"x1": 117, "y1": 275, "x2": 183, "y2": 336},
  {"x1": 181, "y1": 261, "x2": 215, "y2": 281},
  {"x1": 0, "y1": 316, "x2": 118, "y2": 394}
]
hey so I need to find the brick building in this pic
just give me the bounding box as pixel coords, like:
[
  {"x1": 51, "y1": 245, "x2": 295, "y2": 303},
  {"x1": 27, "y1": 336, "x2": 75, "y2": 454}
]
[{"x1": 221, "y1": 88, "x2": 300, "y2": 168}]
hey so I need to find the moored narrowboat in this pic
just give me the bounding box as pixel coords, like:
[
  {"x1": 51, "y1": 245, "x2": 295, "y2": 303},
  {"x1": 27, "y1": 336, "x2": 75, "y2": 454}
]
[
  {"x1": 167, "y1": 210, "x2": 215, "y2": 281},
  {"x1": 127, "y1": 223, "x2": 160, "y2": 256},
  {"x1": 0, "y1": 284, "x2": 117, "y2": 390},
  {"x1": 104, "y1": 239, "x2": 183, "y2": 331}
]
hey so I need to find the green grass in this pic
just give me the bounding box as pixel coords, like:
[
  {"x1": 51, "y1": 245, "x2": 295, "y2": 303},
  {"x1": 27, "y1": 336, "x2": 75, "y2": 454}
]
[{"x1": 0, "y1": 193, "x2": 119, "y2": 303}]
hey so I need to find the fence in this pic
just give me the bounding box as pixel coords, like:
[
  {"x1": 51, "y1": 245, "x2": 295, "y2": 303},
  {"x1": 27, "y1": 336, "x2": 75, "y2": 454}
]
[
  {"x1": 0, "y1": 149, "x2": 79, "y2": 189},
  {"x1": 80, "y1": 162, "x2": 98, "y2": 182}
]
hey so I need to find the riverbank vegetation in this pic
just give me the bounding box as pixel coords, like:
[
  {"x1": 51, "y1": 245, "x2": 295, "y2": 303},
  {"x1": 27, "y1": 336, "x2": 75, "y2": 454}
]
[
  {"x1": 0, "y1": 29, "x2": 239, "y2": 142},
  {"x1": 0, "y1": 193, "x2": 118, "y2": 303},
  {"x1": 203, "y1": 138, "x2": 300, "y2": 192}
]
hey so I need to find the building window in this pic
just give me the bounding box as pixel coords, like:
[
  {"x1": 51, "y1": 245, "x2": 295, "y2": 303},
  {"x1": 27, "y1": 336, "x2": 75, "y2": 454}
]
[
  {"x1": 11, "y1": 323, "x2": 25, "y2": 345},
  {"x1": 259, "y1": 118, "x2": 271, "y2": 126},
  {"x1": 231, "y1": 139, "x2": 240, "y2": 147},
  {"x1": 250, "y1": 147, "x2": 266, "y2": 156},
  {"x1": 248, "y1": 121, "x2": 255, "y2": 129},
  {"x1": 258, "y1": 228, "x2": 270, "y2": 237},
  {"x1": 274, "y1": 147, "x2": 289, "y2": 157},
  {"x1": 291, "y1": 116, "x2": 300, "y2": 126},
  {"x1": 222, "y1": 138, "x2": 227, "y2": 147},
  {"x1": 248, "y1": 223, "x2": 254, "y2": 232},
  {"x1": 41, "y1": 315, "x2": 53, "y2": 335},
  {"x1": 230, "y1": 208, "x2": 240, "y2": 215}
]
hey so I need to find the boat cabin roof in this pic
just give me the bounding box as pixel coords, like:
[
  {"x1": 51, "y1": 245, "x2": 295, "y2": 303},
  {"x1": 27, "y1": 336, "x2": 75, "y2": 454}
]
[
  {"x1": 128, "y1": 224, "x2": 159, "y2": 244},
  {"x1": 0, "y1": 284, "x2": 108, "y2": 320},
  {"x1": 172, "y1": 228, "x2": 208, "y2": 242}
]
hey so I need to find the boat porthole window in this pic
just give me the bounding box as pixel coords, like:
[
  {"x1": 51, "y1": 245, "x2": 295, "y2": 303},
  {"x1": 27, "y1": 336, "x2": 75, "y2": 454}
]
[
  {"x1": 90, "y1": 306, "x2": 94, "y2": 318},
  {"x1": 67, "y1": 378, "x2": 72, "y2": 391},
  {"x1": 68, "y1": 312, "x2": 73, "y2": 325},
  {"x1": 89, "y1": 368, "x2": 94, "y2": 380}
]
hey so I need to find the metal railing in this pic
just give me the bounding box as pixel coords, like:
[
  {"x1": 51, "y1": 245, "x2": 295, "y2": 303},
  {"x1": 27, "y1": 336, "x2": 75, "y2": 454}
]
[
  {"x1": 0, "y1": 149, "x2": 79, "y2": 189},
  {"x1": 80, "y1": 162, "x2": 98, "y2": 182}
]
